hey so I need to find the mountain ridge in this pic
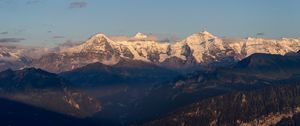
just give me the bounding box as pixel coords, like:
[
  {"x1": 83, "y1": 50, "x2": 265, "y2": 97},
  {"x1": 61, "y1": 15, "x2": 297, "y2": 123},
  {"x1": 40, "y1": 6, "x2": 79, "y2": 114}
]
[
  {"x1": 60, "y1": 59, "x2": 179, "y2": 87},
  {"x1": 0, "y1": 68, "x2": 101, "y2": 117},
  {"x1": 0, "y1": 68, "x2": 67, "y2": 90},
  {"x1": 1, "y1": 31, "x2": 299, "y2": 73},
  {"x1": 32, "y1": 31, "x2": 300, "y2": 73}
]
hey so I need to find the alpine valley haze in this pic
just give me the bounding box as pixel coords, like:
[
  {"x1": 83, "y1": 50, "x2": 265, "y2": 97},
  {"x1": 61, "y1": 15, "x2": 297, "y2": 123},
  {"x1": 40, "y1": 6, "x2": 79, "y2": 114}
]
[{"x1": 1, "y1": 0, "x2": 300, "y2": 126}]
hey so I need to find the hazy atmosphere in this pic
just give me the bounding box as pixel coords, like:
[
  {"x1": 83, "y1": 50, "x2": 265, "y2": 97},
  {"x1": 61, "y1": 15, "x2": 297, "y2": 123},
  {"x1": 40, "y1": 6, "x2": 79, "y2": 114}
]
[{"x1": 1, "y1": 1, "x2": 300, "y2": 126}]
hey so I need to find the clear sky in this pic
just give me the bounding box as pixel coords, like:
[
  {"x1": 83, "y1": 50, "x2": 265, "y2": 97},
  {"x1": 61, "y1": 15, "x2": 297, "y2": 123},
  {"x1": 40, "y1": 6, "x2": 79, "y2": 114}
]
[{"x1": 0, "y1": 0, "x2": 300, "y2": 47}]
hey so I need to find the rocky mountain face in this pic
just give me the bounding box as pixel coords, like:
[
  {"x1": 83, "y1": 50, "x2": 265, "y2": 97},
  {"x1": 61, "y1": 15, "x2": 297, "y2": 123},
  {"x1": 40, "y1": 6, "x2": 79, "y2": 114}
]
[
  {"x1": 0, "y1": 68, "x2": 101, "y2": 117},
  {"x1": 0, "y1": 45, "x2": 32, "y2": 71},
  {"x1": 144, "y1": 81, "x2": 300, "y2": 126},
  {"x1": 32, "y1": 32, "x2": 300, "y2": 73},
  {"x1": 142, "y1": 52, "x2": 300, "y2": 126},
  {"x1": 276, "y1": 113, "x2": 300, "y2": 126},
  {"x1": 0, "y1": 45, "x2": 52, "y2": 72},
  {"x1": 171, "y1": 53, "x2": 300, "y2": 94},
  {"x1": 82, "y1": 52, "x2": 300, "y2": 125},
  {"x1": 233, "y1": 53, "x2": 300, "y2": 79}
]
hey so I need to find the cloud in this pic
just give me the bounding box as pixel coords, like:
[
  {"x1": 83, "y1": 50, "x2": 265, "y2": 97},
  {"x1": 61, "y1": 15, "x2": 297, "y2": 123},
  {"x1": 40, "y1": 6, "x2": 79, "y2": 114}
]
[
  {"x1": 109, "y1": 33, "x2": 181, "y2": 43},
  {"x1": 52, "y1": 36, "x2": 65, "y2": 39},
  {"x1": 69, "y1": 2, "x2": 87, "y2": 9},
  {"x1": 109, "y1": 35, "x2": 158, "y2": 42},
  {"x1": 256, "y1": 32, "x2": 265, "y2": 36},
  {"x1": 147, "y1": 33, "x2": 181, "y2": 43},
  {"x1": 109, "y1": 36, "x2": 130, "y2": 41},
  {"x1": 23, "y1": 47, "x2": 53, "y2": 59},
  {"x1": 54, "y1": 40, "x2": 81, "y2": 52},
  {"x1": 58, "y1": 40, "x2": 81, "y2": 47},
  {"x1": 222, "y1": 37, "x2": 243, "y2": 43},
  {"x1": 0, "y1": 38, "x2": 25, "y2": 43},
  {"x1": 0, "y1": 32, "x2": 8, "y2": 35},
  {"x1": 0, "y1": 44, "x2": 53, "y2": 59},
  {"x1": 11, "y1": 29, "x2": 26, "y2": 35}
]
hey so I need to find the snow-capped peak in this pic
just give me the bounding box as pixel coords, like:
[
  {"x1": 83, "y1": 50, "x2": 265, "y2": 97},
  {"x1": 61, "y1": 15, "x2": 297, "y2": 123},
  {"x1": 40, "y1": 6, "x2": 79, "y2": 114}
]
[
  {"x1": 201, "y1": 31, "x2": 214, "y2": 36},
  {"x1": 62, "y1": 33, "x2": 116, "y2": 53},
  {"x1": 183, "y1": 31, "x2": 217, "y2": 44},
  {"x1": 197, "y1": 31, "x2": 216, "y2": 39},
  {"x1": 58, "y1": 31, "x2": 300, "y2": 70},
  {"x1": 91, "y1": 33, "x2": 110, "y2": 40},
  {"x1": 134, "y1": 32, "x2": 148, "y2": 39},
  {"x1": 183, "y1": 31, "x2": 217, "y2": 43},
  {"x1": 85, "y1": 33, "x2": 116, "y2": 45},
  {"x1": 246, "y1": 37, "x2": 256, "y2": 40}
]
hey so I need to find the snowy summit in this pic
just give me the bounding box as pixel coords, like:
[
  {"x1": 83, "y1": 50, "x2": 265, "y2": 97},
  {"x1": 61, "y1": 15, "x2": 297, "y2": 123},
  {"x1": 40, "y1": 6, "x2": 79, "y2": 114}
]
[{"x1": 134, "y1": 32, "x2": 148, "y2": 40}]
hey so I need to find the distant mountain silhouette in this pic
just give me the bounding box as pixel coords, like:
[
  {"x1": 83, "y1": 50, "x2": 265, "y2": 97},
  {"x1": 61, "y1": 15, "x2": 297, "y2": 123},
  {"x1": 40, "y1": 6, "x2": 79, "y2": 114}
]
[
  {"x1": 235, "y1": 53, "x2": 300, "y2": 70},
  {"x1": 231, "y1": 53, "x2": 300, "y2": 80},
  {"x1": 0, "y1": 68, "x2": 68, "y2": 91},
  {"x1": 60, "y1": 59, "x2": 179, "y2": 87}
]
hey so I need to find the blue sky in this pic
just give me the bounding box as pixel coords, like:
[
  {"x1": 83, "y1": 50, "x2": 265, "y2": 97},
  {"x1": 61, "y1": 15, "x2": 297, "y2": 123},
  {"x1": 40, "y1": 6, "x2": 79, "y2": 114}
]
[{"x1": 0, "y1": 0, "x2": 299, "y2": 47}]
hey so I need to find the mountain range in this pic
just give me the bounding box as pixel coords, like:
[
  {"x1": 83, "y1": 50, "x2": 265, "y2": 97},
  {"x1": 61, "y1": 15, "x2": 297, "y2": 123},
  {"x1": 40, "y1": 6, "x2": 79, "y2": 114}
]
[
  {"x1": 60, "y1": 58, "x2": 179, "y2": 87},
  {"x1": 1, "y1": 31, "x2": 300, "y2": 73},
  {"x1": 1, "y1": 31, "x2": 300, "y2": 125},
  {"x1": 33, "y1": 32, "x2": 300, "y2": 73},
  {"x1": 143, "y1": 51, "x2": 300, "y2": 126}
]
